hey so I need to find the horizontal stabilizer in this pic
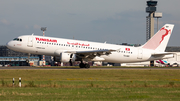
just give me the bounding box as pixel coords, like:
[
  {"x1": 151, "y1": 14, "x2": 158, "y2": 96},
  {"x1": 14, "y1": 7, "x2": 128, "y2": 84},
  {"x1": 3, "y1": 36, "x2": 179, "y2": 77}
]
[{"x1": 152, "y1": 52, "x2": 174, "y2": 59}]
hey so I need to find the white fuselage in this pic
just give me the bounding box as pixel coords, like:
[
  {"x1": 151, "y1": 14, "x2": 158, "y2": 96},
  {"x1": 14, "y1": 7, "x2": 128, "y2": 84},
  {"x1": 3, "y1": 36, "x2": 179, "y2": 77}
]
[{"x1": 6, "y1": 35, "x2": 164, "y2": 63}]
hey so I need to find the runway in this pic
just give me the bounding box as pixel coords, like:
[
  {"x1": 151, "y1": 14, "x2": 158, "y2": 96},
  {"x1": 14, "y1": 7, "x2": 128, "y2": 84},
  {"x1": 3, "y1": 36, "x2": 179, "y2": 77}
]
[{"x1": 0, "y1": 66, "x2": 180, "y2": 70}]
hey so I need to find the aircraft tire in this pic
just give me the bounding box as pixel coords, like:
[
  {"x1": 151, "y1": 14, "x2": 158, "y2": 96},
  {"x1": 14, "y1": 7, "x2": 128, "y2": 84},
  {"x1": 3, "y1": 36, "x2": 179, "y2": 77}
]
[
  {"x1": 85, "y1": 64, "x2": 90, "y2": 68},
  {"x1": 79, "y1": 63, "x2": 85, "y2": 68},
  {"x1": 26, "y1": 59, "x2": 29, "y2": 63}
]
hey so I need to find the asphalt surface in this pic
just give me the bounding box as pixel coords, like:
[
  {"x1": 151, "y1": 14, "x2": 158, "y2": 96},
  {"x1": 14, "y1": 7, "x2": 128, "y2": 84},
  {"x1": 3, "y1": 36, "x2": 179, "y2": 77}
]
[{"x1": 0, "y1": 66, "x2": 180, "y2": 70}]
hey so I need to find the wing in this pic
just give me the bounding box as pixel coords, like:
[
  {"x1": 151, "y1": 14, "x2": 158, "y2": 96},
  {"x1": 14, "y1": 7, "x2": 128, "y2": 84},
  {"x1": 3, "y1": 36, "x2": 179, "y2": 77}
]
[{"x1": 64, "y1": 49, "x2": 117, "y2": 59}]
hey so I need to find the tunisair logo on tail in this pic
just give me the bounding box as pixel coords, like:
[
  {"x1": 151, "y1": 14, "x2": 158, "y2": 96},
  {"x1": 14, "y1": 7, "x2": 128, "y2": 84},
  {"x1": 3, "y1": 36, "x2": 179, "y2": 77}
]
[
  {"x1": 142, "y1": 26, "x2": 171, "y2": 50},
  {"x1": 159, "y1": 27, "x2": 171, "y2": 44}
]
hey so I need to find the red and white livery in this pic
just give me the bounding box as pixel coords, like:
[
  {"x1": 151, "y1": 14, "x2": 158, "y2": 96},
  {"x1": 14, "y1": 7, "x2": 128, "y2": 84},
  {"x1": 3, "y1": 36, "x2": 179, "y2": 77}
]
[{"x1": 7, "y1": 24, "x2": 174, "y2": 68}]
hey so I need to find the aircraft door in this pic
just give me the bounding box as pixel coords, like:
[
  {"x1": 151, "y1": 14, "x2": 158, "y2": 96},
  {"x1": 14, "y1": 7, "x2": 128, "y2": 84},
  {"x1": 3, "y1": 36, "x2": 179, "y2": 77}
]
[
  {"x1": 27, "y1": 37, "x2": 33, "y2": 47},
  {"x1": 177, "y1": 55, "x2": 180, "y2": 61},
  {"x1": 137, "y1": 49, "x2": 143, "y2": 59}
]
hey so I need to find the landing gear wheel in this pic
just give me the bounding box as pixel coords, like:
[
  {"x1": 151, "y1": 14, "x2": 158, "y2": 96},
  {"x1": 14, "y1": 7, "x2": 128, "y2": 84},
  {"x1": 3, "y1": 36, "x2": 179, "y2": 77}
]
[
  {"x1": 26, "y1": 59, "x2": 29, "y2": 63},
  {"x1": 85, "y1": 64, "x2": 90, "y2": 68},
  {"x1": 26, "y1": 59, "x2": 30, "y2": 66},
  {"x1": 79, "y1": 63, "x2": 85, "y2": 68},
  {"x1": 79, "y1": 63, "x2": 90, "y2": 68}
]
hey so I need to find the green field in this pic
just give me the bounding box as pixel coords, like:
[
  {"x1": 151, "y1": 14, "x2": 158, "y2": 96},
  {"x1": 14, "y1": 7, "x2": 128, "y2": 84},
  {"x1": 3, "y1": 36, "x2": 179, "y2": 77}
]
[{"x1": 0, "y1": 68, "x2": 180, "y2": 100}]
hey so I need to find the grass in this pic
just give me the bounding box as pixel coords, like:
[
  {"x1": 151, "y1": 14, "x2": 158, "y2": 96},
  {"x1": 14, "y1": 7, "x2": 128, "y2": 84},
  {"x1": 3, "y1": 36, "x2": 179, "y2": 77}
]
[{"x1": 0, "y1": 69, "x2": 180, "y2": 100}]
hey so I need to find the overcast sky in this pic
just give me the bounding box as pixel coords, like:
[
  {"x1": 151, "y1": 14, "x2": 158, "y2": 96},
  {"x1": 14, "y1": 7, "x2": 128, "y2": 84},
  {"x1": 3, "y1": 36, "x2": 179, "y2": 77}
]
[{"x1": 0, "y1": 0, "x2": 180, "y2": 46}]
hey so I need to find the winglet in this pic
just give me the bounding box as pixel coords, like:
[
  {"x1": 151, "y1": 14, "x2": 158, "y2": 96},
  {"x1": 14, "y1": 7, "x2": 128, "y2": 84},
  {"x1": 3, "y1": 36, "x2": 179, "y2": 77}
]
[{"x1": 142, "y1": 24, "x2": 174, "y2": 52}]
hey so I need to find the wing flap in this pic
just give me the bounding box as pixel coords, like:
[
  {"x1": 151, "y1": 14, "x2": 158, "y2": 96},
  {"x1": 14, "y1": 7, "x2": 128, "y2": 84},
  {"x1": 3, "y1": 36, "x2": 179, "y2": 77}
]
[{"x1": 65, "y1": 49, "x2": 116, "y2": 59}]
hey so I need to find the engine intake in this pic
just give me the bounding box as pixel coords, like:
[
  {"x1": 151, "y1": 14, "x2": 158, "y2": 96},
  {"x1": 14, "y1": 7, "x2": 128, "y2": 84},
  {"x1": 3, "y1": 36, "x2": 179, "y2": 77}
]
[{"x1": 54, "y1": 53, "x2": 76, "y2": 63}]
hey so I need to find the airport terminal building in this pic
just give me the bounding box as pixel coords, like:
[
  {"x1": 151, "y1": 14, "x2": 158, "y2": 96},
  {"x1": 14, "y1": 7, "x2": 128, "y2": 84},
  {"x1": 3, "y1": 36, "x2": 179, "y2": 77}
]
[{"x1": 0, "y1": 45, "x2": 39, "y2": 66}]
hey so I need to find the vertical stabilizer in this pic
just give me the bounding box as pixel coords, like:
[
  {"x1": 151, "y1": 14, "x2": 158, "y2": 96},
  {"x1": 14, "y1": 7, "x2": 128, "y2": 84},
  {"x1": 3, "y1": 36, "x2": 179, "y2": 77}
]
[{"x1": 142, "y1": 24, "x2": 174, "y2": 52}]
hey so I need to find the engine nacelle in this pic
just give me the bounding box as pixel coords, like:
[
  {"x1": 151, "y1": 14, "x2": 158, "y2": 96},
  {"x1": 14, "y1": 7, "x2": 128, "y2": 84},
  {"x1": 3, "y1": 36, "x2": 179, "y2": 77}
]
[{"x1": 54, "y1": 53, "x2": 76, "y2": 63}]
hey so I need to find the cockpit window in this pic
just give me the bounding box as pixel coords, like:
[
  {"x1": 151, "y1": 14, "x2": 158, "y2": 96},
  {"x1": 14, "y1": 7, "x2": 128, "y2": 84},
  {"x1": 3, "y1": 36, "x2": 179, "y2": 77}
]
[
  {"x1": 13, "y1": 38, "x2": 18, "y2": 41},
  {"x1": 13, "y1": 38, "x2": 22, "y2": 42}
]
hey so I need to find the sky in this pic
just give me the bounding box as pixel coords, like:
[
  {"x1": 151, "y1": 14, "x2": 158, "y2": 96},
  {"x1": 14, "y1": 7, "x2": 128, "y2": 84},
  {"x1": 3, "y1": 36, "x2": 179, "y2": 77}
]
[{"x1": 0, "y1": 0, "x2": 180, "y2": 46}]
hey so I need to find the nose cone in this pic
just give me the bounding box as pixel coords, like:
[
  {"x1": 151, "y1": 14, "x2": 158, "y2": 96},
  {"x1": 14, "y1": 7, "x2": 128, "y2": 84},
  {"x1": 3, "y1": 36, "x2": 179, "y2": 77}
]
[{"x1": 6, "y1": 41, "x2": 14, "y2": 50}]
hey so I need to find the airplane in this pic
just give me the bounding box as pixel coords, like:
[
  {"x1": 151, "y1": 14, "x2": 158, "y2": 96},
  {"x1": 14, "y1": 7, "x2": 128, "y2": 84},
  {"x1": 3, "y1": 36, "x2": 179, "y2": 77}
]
[
  {"x1": 6, "y1": 24, "x2": 174, "y2": 68},
  {"x1": 156, "y1": 59, "x2": 179, "y2": 66},
  {"x1": 156, "y1": 60, "x2": 168, "y2": 65}
]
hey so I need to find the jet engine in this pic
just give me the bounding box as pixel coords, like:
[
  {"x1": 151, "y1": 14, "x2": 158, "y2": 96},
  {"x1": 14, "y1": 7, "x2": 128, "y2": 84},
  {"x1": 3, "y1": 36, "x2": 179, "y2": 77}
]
[{"x1": 54, "y1": 53, "x2": 76, "y2": 63}]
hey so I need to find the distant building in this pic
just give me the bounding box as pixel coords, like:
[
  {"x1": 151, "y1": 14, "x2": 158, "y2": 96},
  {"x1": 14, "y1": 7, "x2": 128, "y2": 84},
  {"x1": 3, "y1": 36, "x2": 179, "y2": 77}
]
[
  {"x1": 165, "y1": 46, "x2": 180, "y2": 52},
  {"x1": 0, "y1": 45, "x2": 39, "y2": 66},
  {"x1": 0, "y1": 45, "x2": 41, "y2": 57}
]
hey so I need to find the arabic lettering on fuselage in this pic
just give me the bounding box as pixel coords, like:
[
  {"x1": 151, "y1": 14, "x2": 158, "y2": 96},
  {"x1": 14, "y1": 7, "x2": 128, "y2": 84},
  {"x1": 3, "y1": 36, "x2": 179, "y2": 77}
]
[
  {"x1": 67, "y1": 42, "x2": 90, "y2": 46},
  {"x1": 36, "y1": 37, "x2": 57, "y2": 43}
]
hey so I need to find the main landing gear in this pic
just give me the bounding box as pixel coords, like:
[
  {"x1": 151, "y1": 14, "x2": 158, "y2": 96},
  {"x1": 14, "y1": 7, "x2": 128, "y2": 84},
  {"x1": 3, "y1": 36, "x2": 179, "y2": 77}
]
[
  {"x1": 26, "y1": 53, "x2": 30, "y2": 66},
  {"x1": 69, "y1": 59, "x2": 73, "y2": 66},
  {"x1": 79, "y1": 61, "x2": 90, "y2": 68}
]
